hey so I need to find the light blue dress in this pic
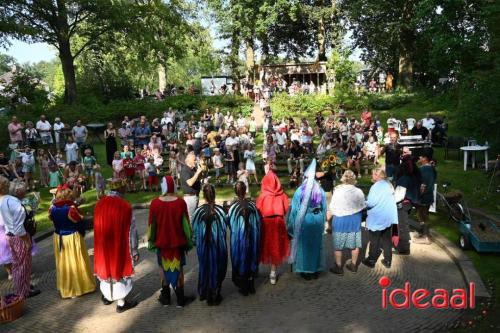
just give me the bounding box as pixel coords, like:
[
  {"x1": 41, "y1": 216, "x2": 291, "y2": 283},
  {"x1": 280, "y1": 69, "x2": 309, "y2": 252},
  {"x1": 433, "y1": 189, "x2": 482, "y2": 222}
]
[{"x1": 287, "y1": 187, "x2": 327, "y2": 273}]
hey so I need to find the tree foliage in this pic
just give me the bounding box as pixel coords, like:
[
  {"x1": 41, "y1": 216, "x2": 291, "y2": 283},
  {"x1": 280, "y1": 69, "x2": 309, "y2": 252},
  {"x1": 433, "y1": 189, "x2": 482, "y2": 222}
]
[{"x1": 342, "y1": 0, "x2": 489, "y2": 88}]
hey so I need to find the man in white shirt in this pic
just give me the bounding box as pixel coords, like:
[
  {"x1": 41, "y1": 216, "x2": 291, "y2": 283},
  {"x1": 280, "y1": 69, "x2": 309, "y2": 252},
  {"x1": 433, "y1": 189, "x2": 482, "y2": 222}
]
[
  {"x1": 275, "y1": 129, "x2": 287, "y2": 154},
  {"x1": 36, "y1": 115, "x2": 53, "y2": 145},
  {"x1": 160, "y1": 108, "x2": 175, "y2": 127},
  {"x1": 290, "y1": 129, "x2": 300, "y2": 142},
  {"x1": 422, "y1": 113, "x2": 435, "y2": 131},
  {"x1": 225, "y1": 130, "x2": 240, "y2": 148},
  {"x1": 53, "y1": 117, "x2": 65, "y2": 149}
]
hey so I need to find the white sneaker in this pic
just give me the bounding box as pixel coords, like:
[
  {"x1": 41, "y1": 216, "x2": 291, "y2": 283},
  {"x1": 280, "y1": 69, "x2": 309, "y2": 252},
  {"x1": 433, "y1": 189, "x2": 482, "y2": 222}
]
[{"x1": 269, "y1": 271, "x2": 277, "y2": 285}]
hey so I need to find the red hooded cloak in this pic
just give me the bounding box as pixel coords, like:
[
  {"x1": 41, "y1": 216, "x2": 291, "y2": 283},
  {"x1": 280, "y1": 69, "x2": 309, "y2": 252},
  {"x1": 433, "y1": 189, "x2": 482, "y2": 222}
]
[{"x1": 256, "y1": 170, "x2": 290, "y2": 265}]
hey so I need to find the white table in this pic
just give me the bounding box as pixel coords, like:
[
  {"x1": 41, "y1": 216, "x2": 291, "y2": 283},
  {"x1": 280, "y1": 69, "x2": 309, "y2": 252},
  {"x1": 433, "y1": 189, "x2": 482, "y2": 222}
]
[{"x1": 460, "y1": 145, "x2": 489, "y2": 171}]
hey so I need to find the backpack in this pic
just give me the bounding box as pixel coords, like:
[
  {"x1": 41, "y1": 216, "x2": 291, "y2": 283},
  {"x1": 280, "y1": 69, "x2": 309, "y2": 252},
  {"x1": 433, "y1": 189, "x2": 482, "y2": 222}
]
[{"x1": 23, "y1": 205, "x2": 37, "y2": 237}]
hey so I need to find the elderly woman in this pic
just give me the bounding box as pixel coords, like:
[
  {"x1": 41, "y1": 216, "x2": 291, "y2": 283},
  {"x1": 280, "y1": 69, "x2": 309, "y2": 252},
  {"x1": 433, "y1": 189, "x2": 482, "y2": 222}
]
[
  {"x1": 1, "y1": 181, "x2": 40, "y2": 281},
  {"x1": 49, "y1": 184, "x2": 95, "y2": 298},
  {"x1": 362, "y1": 167, "x2": 398, "y2": 269},
  {"x1": 328, "y1": 170, "x2": 366, "y2": 275},
  {"x1": 0, "y1": 177, "x2": 40, "y2": 298}
]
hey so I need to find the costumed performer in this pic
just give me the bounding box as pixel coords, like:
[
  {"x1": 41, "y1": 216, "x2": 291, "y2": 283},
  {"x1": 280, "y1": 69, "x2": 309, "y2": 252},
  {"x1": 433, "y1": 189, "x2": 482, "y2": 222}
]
[
  {"x1": 49, "y1": 183, "x2": 96, "y2": 298},
  {"x1": 192, "y1": 184, "x2": 228, "y2": 306},
  {"x1": 94, "y1": 178, "x2": 139, "y2": 313},
  {"x1": 286, "y1": 159, "x2": 327, "y2": 280},
  {"x1": 228, "y1": 181, "x2": 261, "y2": 296},
  {"x1": 256, "y1": 170, "x2": 289, "y2": 285},
  {"x1": 148, "y1": 176, "x2": 195, "y2": 307}
]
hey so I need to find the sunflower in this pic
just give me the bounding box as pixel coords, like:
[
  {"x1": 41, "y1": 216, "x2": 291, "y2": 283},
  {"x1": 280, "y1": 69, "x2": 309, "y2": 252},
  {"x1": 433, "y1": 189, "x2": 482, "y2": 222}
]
[
  {"x1": 328, "y1": 155, "x2": 337, "y2": 163},
  {"x1": 322, "y1": 160, "x2": 329, "y2": 169}
]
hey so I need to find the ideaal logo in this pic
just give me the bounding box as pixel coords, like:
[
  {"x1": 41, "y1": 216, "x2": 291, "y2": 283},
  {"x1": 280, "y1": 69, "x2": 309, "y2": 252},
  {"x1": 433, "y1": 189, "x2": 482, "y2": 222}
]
[{"x1": 379, "y1": 276, "x2": 475, "y2": 310}]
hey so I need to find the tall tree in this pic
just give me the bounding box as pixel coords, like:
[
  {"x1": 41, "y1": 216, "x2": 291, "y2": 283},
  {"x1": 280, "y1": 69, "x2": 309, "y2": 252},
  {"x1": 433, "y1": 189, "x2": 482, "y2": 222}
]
[
  {"x1": 1, "y1": 0, "x2": 130, "y2": 104},
  {"x1": 301, "y1": 0, "x2": 341, "y2": 61}
]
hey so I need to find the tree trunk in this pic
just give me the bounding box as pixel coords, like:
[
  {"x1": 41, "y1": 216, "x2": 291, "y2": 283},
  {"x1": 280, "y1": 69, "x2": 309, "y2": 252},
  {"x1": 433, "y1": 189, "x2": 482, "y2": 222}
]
[
  {"x1": 58, "y1": 39, "x2": 77, "y2": 104},
  {"x1": 158, "y1": 64, "x2": 166, "y2": 92},
  {"x1": 260, "y1": 34, "x2": 270, "y2": 65},
  {"x1": 316, "y1": 0, "x2": 327, "y2": 61},
  {"x1": 230, "y1": 30, "x2": 240, "y2": 94},
  {"x1": 245, "y1": 38, "x2": 255, "y2": 83},
  {"x1": 398, "y1": 26, "x2": 415, "y2": 90},
  {"x1": 485, "y1": 1, "x2": 500, "y2": 69}
]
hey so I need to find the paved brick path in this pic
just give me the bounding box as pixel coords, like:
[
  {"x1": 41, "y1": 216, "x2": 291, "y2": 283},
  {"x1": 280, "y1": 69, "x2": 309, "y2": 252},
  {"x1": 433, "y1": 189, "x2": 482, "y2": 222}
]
[{"x1": 1, "y1": 209, "x2": 465, "y2": 332}]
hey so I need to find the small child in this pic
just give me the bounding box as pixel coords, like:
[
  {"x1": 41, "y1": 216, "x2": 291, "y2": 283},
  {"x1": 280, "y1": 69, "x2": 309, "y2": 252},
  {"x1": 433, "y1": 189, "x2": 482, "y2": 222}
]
[
  {"x1": 48, "y1": 164, "x2": 61, "y2": 189},
  {"x1": 24, "y1": 121, "x2": 38, "y2": 148},
  {"x1": 212, "y1": 148, "x2": 223, "y2": 185},
  {"x1": 55, "y1": 149, "x2": 66, "y2": 168},
  {"x1": 93, "y1": 164, "x2": 105, "y2": 199},
  {"x1": 145, "y1": 157, "x2": 159, "y2": 191},
  {"x1": 289, "y1": 165, "x2": 300, "y2": 188},
  {"x1": 199, "y1": 156, "x2": 209, "y2": 184},
  {"x1": 134, "y1": 149, "x2": 146, "y2": 191},
  {"x1": 18, "y1": 146, "x2": 35, "y2": 190},
  {"x1": 122, "y1": 152, "x2": 136, "y2": 192},
  {"x1": 82, "y1": 148, "x2": 97, "y2": 188},
  {"x1": 264, "y1": 157, "x2": 275, "y2": 175},
  {"x1": 237, "y1": 162, "x2": 249, "y2": 194},
  {"x1": 244, "y1": 144, "x2": 258, "y2": 185},
  {"x1": 37, "y1": 149, "x2": 50, "y2": 187},
  {"x1": 152, "y1": 148, "x2": 164, "y2": 173},
  {"x1": 65, "y1": 137, "x2": 78, "y2": 163},
  {"x1": 168, "y1": 151, "x2": 178, "y2": 184},
  {"x1": 202, "y1": 143, "x2": 212, "y2": 164},
  {"x1": 112, "y1": 151, "x2": 124, "y2": 179},
  {"x1": 225, "y1": 145, "x2": 234, "y2": 184}
]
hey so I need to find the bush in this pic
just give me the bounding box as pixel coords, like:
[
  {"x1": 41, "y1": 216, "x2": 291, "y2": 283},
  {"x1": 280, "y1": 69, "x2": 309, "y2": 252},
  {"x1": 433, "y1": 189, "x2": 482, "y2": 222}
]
[
  {"x1": 368, "y1": 92, "x2": 413, "y2": 110},
  {"x1": 455, "y1": 69, "x2": 500, "y2": 153},
  {"x1": 270, "y1": 93, "x2": 337, "y2": 120}
]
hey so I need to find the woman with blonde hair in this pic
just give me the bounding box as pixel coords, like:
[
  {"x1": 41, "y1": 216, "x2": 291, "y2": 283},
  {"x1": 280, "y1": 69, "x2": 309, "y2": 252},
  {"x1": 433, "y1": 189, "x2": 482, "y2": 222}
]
[
  {"x1": 49, "y1": 184, "x2": 96, "y2": 298},
  {"x1": 328, "y1": 170, "x2": 366, "y2": 275}
]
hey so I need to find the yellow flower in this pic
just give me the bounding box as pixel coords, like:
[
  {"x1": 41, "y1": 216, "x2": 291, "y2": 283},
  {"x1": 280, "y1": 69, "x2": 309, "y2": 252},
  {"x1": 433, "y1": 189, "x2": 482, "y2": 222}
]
[{"x1": 322, "y1": 160, "x2": 329, "y2": 168}]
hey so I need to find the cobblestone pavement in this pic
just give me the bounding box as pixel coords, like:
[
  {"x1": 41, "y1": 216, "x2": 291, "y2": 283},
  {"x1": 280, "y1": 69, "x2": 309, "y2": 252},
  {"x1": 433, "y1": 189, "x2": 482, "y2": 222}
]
[{"x1": 1, "y1": 209, "x2": 465, "y2": 333}]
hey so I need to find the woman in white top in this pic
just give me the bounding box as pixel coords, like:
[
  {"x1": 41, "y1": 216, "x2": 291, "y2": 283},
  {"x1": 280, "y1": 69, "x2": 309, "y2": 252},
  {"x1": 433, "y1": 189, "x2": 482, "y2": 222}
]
[
  {"x1": 327, "y1": 170, "x2": 366, "y2": 274},
  {"x1": 244, "y1": 144, "x2": 258, "y2": 184}
]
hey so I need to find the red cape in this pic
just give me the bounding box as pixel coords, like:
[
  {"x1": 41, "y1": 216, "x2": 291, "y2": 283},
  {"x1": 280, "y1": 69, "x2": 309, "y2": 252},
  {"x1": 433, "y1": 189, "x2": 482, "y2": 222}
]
[
  {"x1": 93, "y1": 195, "x2": 134, "y2": 281},
  {"x1": 149, "y1": 197, "x2": 189, "y2": 260},
  {"x1": 256, "y1": 170, "x2": 289, "y2": 217}
]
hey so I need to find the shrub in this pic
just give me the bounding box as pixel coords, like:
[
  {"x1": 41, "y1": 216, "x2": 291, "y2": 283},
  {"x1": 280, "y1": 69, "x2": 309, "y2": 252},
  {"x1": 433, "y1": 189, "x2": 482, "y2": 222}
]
[
  {"x1": 270, "y1": 93, "x2": 337, "y2": 120},
  {"x1": 368, "y1": 92, "x2": 413, "y2": 110}
]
